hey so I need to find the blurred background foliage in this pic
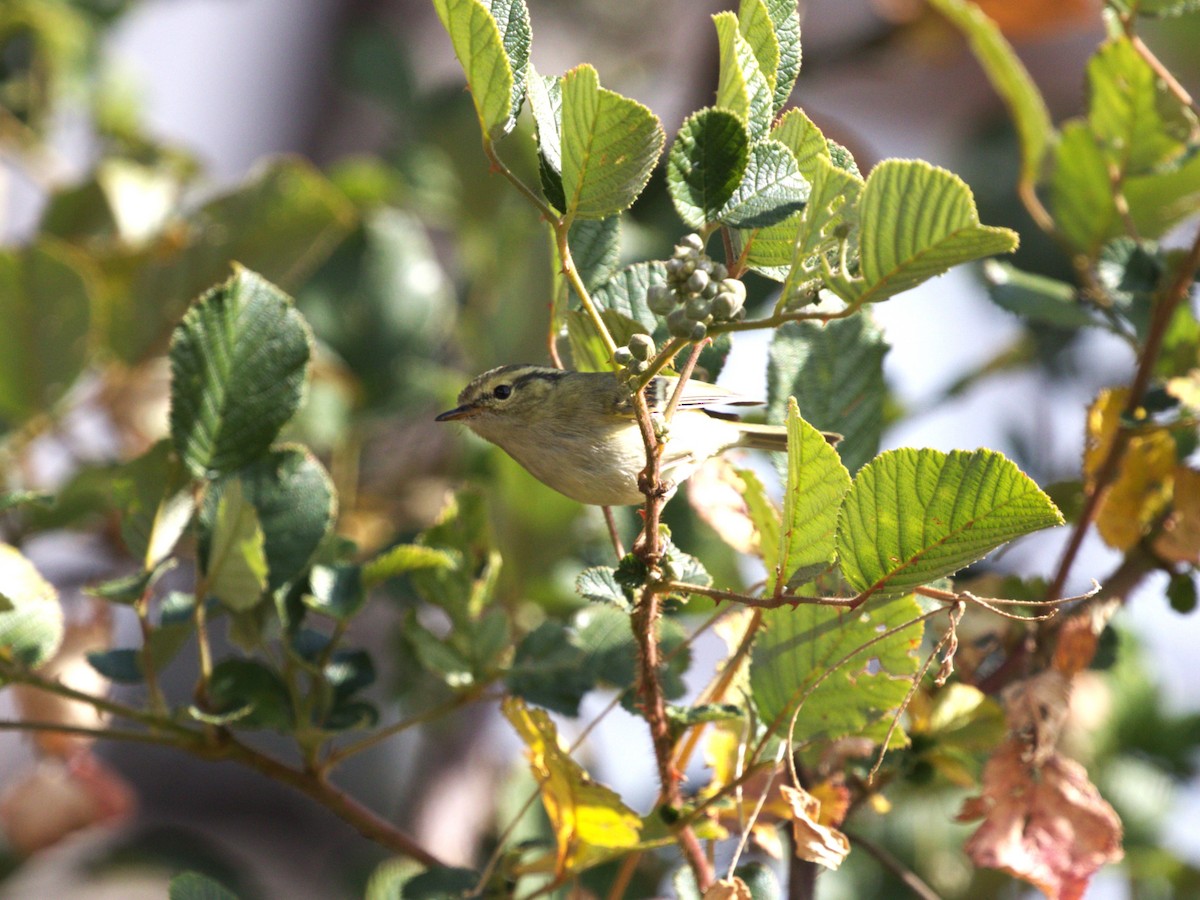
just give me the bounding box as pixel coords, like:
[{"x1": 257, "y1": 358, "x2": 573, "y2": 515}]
[{"x1": 2, "y1": 1, "x2": 1200, "y2": 898}]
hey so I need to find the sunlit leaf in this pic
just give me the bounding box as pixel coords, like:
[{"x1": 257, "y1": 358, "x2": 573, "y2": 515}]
[
  {"x1": 765, "y1": 0, "x2": 802, "y2": 112},
  {"x1": 713, "y1": 11, "x2": 773, "y2": 141},
  {"x1": 431, "y1": 0, "x2": 517, "y2": 137},
  {"x1": 203, "y1": 479, "x2": 268, "y2": 612},
  {"x1": 837, "y1": 448, "x2": 1063, "y2": 602},
  {"x1": 668, "y1": 108, "x2": 750, "y2": 230},
  {"x1": 717, "y1": 139, "x2": 809, "y2": 229},
  {"x1": 502, "y1": 696, "x2": 642, "y2": 875},
  {"x1": 361, "y1": 544, "x2": 457, "y2": 588},
  {"x1": 0, "y1": 543, "x2": 64, "y2": 668}
]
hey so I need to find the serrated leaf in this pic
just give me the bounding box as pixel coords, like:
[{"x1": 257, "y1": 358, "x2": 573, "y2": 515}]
[
  {"x1": 577, "y1": 605, "x2": 690, "y2": 701},
  {"x1": 713, "y1": 11, "x2": 773, "y2": 142},
  {"x1": 822, "y1": 160, "x2": 1018, "y2": 305},
  {"x1": 575, "y1": 565, "x2": 631, "y2": 609},
  {"x1": 560, "y1": 64, "x2": 664, "y2": 219},
  {"x1": 737, "y1": 468, "x2": 781, "y2": 573},
  {"x1": 0, "y1": 241, "x2": 92, "y2": 425},
  {"x1": 86, "y1": 559, "x2": 175, "y2": 605},
  {"x1": 432, "y1": 0, "x2": 516, "y2": 137},
  {"x1": 928, "y1": 0, "x2": 1053, "y2": 186},
  {"x1": 0, "y1": 543, "x2": 63, "y2": 668},
  {"x1": 765, "y1": 0, "x2": 802, "y2": 112},
  {"x1": 1123, "y1": 151, "x2": 1200, "y2": 240},
  {"x1": 590, "y1": 260, "x2": 667, "y2": 334},
  {"x1": 983, "y1": 260, "x2": 1097, "y2": 330},
  {"x1": 169, "y1": 268, "x2": 312, "y2": 478},
  {"x1": 528, "y1": 68, "x2": 566, "y2": 211},
  {"x1": 1087, "y1": 36, "x2": 1195, "y2": 176},
  {"x1": 768, "y1": 317, "x2": 889, "y2": 475},
  {"x1": 718, "y1": 139, "x2": 810, "y2": 229},
  {"x1": 792, "y1": 152, "x2": 863, "y2": 261},
  {"x1": 361, "y1": 544, "x2": 457, "y2": 588},
  {"x1": 751, "y1": 593, "x2": 924, "y2": 745},
  {"x1": 837, "y1": 449, "x2": 1064, "y2": 602},
  {"x1": 204, "y1": 479, "x2": 269, "y2": 612},
  {"x1": 484, "y1": 0, "x2": 532, "y2": 131},
  {"x1": 503, "y1": 696, "x2": 643, "y2": 876},
  {"x1": 771, "y1": 108, "x2": 830, "y2": 182},
  {"x1": 774, "y1": 399, "x2": 851, "y2": 591},
  {"x1": 737, "y1": 0, "x2": 780, "y2": 104},
  {"x1": 111, "y1": 441, "x2": 194, "y2": 569},
  {"x1": 668, "y1": 108, "x2": 750, "y2": 230},
  {"x1": 409, "y1": 491, "x2": 500, "y2": 626}
]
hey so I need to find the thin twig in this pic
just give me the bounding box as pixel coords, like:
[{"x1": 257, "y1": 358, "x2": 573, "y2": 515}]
[{"x1": 842, "y1": 828, "x2": 942, "y2": 900}]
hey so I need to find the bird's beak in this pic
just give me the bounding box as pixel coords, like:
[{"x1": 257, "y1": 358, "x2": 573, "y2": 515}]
[{"x1": 435, "y1": 404, "x2": 478, "y2": 422}]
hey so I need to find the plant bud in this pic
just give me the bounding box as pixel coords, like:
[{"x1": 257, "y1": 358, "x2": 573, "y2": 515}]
[
  {"x1": 686, "y1": 269, "x2": 709, "y2": 294},
  {"x1": 689, "y1": 322, "x2": 708, "y2": 341},
  {"x1": 701, "y1": 280, "x2": 719, "y2": 299},
  {"x1": 665, "y1": 258, "x2": 684, "y2": 277},
  {"x1": 614, "y1": 346, "x2": 633, "y2": 365},
  {"x1": 719, "y1": 278, "x2": 746, "y2": 299},
  {"x1": 711, "y1": 292, "x2": 738, "y2": 320},
  {"x1": 680, "y1": 233, "x2": 704, "y2": 252},
  {"x1": 628, "y1": 333, "x2": 655, "y2": 361},
  {"x1": 711, "y1": 262, "x2": 728, "y2": 281}
]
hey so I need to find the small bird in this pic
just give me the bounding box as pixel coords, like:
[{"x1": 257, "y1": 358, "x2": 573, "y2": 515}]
[{"x1": 436, "y1": 365, "x2": 837, "y2": 506}]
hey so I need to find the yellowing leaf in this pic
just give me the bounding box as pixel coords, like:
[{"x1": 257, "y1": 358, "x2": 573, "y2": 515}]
[
  {"x1": 1154, "y1": 466, "x2": 1200, "y2": 565},
  {"x1": 1084, "y1": 388, "x2": 1176, "y2": 550},
  {"x1": 502, "y1": 697, "x2": 642, "y2": 875}
]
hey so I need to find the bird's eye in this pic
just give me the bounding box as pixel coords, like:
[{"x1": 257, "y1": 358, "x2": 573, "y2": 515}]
[{"x1": 493, "y1": 384, "x2": 512, "y2": 400}]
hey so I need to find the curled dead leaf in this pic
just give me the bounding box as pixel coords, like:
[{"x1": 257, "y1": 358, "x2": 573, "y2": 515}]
[
  {"x1": 703, "y1": 877, "x2": 751, "y2": 900},
  {"x1": 780, "y1": 784, "x2": 851, "y2": 870},
  {"x1": 959, "y1": 739, "x2": 1122, "y2": 900},
  {"x1": 1002, "y1": 669, "x2": 1071, "y2": 765}
]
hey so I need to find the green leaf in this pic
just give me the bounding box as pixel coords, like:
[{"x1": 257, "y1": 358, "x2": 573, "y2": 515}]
[
  {"x1": 111, "y1": 440, "x2": 194, "y2": 568},
  {"x1": 751, "y1": 593, "x2": 924, "y2": 745},
  {"x1": 713, "y1": 11, "x2": 773, "y2": 142},
  {"x1": 560, "y1": 64, "x2": 664, "y2": 219},
  {"x1": 765, "y1": 0, "x2": 802, "y2": 113},
  {"x1": 1133, "y1": 0, "x2": 1200, "y2": 14},
  {"x1": 822, "y1": 160, "x2": 1018, "y2": 305},
  {"x1": 408, "y1": 490, "x2": 500, "y2": 626},
  {"x1": 768, "y1": 317, "x2": 889, "y2": 475},
  {"x1": 0, "y1": 241, "x2": 92, "y2": 425},
  {"x1": 169, "y1": 872, "x2": 241, "y2": 900},
  {"x1": 506, "y1": 621, "x2": 594, "y2": 715},
  {"x1": 361, "y1": 544, "x2": 457, "y2": 588},
  {"x1": 304, "y1": 564, "x2": 364, "y2": 622},
  {"x1": 771, "y1": 108, "x2": 830, "y2": 182},
  {"x1": 983, "y1": 260, "x2": 1098, "y2": 330},
  {"x1": 432, "y1": 0, "x2": 516, "y2": 137},
  {"x1": 484, "y1": 0, "x2": 532, "y2": 131},
  {"x1": 665, "y1": 703, "x2": 743, "y2": 731},
  {"x1": 402, "y1": 867, "x2": 483, "y2": 899},
  {"x1": 86, "y1": 559, "x2": 174, "y2": 605},
  {"x1": 1123, "y1": 150, "x2": 1200, "y2": 240},
  {"x1": 792, "y1": 152, "x2": 863, "y2": 261},
  {"x1": 1048, "y1": 121, "x2": 1121, "y2": 256},
  {"x1": 200, "y1": 658, "x2": 294, "y2": 730},
  {"x1": 169, "y1": 268, "x2": 312, "y2": 478},
  {"x1": 0, "y1": 491, "x2": 53, "y2": 513},
  {"x1": 527, "y1": 68, "x2": 566, "y2": 211},
  {"x1": 569, "y1": 216, "x2": 622, "y2": 293},
  {"x1": 86, "y1": 648, "x2": 144, "y2": 684},
  {"x1": 774, "y1": 399, "x2": 851, "y2": 591},
  {"x1": 737, "y1": 0, "x2": 781, "y2": 105},
  {"x1": 1087, "y1": 36, "x2": 1195, "y2": 176},
  {"x1": 718, "y1": 139, "x2": 810, "y2": 229},
  {"x1": 927, "y1": 0, "x2": 1054, "y2": 186},
  {"x1": 837, "y1": 448, "x2": 1064, "y2": 602},
  {"x1": 590, "y1": 261, "x2": 667, "y2": 334},
  {"x1": 203, "y1": 479, "x2": 269, "y2": 612},
  {"x1": 737, "y1": 467, "x2": 781, "y2": 573},
  {"x1": 667, "y1": 108, "x2": 750, "y2": 230},
  {"x1": 0, "y1": 543, "x2": 63, "y2": 668},
  {"x1": 577, "y1": 605, "x2": 690, "y2": 702},
  {"x1": 575, "y1": 565, "x2": 632, "y2": 610}
]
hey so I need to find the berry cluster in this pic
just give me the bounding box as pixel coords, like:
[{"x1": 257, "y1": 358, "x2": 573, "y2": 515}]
[
  {"x1": 613, "y1": 333, "x2": 656, "y2": 378},
  {"x1": 647, "y1": 234, "x2": 747, "y2": 341}
]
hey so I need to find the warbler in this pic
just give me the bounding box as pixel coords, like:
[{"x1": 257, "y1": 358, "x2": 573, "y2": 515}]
[{"x1": 436, "y1": 365, "x2": 837, "y2": 506}]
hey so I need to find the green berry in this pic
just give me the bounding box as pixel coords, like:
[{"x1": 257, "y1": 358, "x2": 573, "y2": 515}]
[
  {"x1": 628, "y1": 333, "x2": 655, "y2": 361},
  {"x1": 614, "y1": 346, "x2": 633, "y2": 365},
  {"x1": 667, "y1": 308, "x2": 692, "y2": 337},
  {"x1": 686, "y1": 270, "x2": 710, "y2": 294},
  {"x1": 702, "y1": 280, "x2": 719, "y2": 299},
  {"x1": 711, "y1": 262, "x2": 728, "y2": 281},
  {"x1": 690, "y1": 322, "x2": 708, "y2": 341},
  {"x1": 685, "y1": 296, "x2": 711, "y2": 320},
  {"x1": 647, "y1": 284, "x2": 675, "y2": 314},
  {"x1": 680, "y1": 233, "x2": 704, "y2": 252}
]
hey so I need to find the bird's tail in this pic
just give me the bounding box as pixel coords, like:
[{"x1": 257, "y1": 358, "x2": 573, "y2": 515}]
[{"x1": 735, "y1": 422, "x2": 842, "y2": 452}]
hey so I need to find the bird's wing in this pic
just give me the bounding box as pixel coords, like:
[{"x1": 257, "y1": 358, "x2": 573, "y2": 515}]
[{"x1": 648, "y1": 375, "x2": 762, "y2": 411}]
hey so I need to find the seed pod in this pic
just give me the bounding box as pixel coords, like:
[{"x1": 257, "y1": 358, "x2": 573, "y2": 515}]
[
  {"x1": 686, "y1": 269, "x2": 710, "y2": 294},
  {"x1": 628, "y1": 333, "x2": 655, "y2": 361}
]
